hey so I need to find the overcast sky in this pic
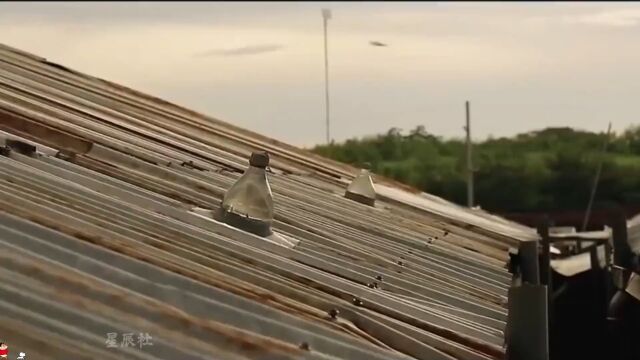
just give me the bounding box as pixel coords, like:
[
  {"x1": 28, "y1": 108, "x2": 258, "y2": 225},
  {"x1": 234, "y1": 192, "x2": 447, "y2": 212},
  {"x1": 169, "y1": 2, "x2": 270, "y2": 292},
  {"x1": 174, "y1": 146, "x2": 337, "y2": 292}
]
[{"x1": 1, "y1": 2, "x2": 639, "y2": 146}]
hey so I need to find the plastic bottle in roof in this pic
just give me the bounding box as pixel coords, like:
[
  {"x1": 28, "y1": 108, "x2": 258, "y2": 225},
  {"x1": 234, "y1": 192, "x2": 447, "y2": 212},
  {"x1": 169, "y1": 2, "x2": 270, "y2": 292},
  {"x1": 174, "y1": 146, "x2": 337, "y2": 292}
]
[
  {"x1": 217, "y1": 151, "x2": 274, "y2": 236},
  {"x1": 345, "y1": 169, "x2": 376, "y2": 206}
]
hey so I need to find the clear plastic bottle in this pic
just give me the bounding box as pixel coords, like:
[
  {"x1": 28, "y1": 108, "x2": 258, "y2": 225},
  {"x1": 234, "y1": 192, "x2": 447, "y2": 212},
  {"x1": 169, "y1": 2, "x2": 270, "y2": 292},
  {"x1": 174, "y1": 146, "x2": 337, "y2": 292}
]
[
  {"x1": 219, "y1": 151, "x2": 274, "y2": 236},
  {"x1": 345, "y1": 169, "x2": 376, "y2": 206}
]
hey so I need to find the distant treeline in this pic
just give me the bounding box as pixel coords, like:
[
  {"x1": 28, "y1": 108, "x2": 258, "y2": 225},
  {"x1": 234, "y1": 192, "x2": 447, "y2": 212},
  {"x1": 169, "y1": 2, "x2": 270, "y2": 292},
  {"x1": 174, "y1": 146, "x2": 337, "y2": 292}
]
[{"x1": 312, "y1": 126, "x2": 640, "y2": 219}]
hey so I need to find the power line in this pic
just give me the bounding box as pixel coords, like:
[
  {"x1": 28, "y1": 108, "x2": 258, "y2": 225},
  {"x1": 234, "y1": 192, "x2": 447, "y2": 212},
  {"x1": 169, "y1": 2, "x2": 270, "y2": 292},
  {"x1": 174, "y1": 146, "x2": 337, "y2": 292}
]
[{"x1": 581, "y1": 122, "x2": 613, "y2": 232}]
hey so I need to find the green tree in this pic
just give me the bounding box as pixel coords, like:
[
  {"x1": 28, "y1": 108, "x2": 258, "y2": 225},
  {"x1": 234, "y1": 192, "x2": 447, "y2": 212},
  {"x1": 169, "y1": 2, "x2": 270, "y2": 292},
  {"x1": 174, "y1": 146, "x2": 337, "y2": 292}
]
[{"x1": 311, "y1": 126, "x2": 640, "y2": 214}]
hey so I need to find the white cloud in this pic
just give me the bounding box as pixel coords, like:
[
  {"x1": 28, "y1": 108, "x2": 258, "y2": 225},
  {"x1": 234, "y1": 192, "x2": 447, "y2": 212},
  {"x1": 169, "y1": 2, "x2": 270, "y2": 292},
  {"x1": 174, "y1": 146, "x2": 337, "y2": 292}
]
[
  {"x1": 562, "y1": 8, "x2": 640, "y2": 27},
  {"x1": 194, "y1": 44, "x2": 285, "y2": 58}
]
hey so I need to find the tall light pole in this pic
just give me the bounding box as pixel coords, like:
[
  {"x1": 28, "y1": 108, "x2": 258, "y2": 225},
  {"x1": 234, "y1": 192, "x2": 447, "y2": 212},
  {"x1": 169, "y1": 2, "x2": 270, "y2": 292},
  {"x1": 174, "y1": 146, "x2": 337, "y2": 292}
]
[
  {"x1": 465, "y1": 100, "x2": 474, "y2": 208},
  {"x1": 322, "y1": 8, "x2": 332, "y2": 144}
]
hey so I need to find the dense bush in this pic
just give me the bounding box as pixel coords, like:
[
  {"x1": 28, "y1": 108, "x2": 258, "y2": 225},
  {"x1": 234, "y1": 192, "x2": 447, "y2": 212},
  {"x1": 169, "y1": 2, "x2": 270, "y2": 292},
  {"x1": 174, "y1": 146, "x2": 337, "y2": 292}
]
[{"x1": 312, "y1": 126, "x2": 640, "y2": 213}]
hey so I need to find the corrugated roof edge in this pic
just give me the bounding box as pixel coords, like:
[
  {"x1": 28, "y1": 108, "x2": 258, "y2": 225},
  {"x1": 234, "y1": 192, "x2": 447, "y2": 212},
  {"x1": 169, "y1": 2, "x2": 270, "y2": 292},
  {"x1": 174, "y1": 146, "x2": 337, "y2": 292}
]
[{"x1": 0, "y1": 43, "x2": 46, "y2": 62}]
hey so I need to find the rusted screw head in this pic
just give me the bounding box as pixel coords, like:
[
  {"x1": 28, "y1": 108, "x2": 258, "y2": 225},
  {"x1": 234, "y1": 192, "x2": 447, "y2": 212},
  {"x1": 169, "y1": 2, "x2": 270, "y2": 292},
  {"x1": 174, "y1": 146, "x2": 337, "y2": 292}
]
[
  {"x1": 299, "y1": 342, "x2": 310, "y2": 351},
  {"x1": 328, "y1": 308, "x2": 339, "y2": 320}
]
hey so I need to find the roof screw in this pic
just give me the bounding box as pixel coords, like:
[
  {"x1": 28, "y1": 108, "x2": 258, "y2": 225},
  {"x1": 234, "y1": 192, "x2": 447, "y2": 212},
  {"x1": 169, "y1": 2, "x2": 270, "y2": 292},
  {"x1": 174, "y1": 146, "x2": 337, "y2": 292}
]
[
  {"x1": 352, "y1": 298, "x2": 363, "y2": 306},
  {"x1": 408, "y1": 250, "x2": 413, "y2": 254},
  {"x1": 367, "y1": 283, "x2": 375, "y2": 288},
  {"x1": 372, "y1": 282, "x2": 379, "y2": 289},
  {"x1": 375, "y1": 275, "x2": 383, "y2": 281},
  {"x1": 397, "y1": 260, "x2": 404, "y2": 266},
  {"x1": 299, "y1": 342, "x2": 310, "y2": 351},
  {"x1": 328, "y1": 308, "x2": 339, "y2": 320},
  {"x1": 444, "y1": 230, "x2": 450, "y2": 236}
]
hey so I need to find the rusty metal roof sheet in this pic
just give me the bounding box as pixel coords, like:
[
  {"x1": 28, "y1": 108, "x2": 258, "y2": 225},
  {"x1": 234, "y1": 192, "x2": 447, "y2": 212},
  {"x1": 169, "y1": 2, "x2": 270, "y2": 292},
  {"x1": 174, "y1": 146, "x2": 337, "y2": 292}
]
[{"x1": 0, "y1": 43, "x2": 527, "y2": 360}]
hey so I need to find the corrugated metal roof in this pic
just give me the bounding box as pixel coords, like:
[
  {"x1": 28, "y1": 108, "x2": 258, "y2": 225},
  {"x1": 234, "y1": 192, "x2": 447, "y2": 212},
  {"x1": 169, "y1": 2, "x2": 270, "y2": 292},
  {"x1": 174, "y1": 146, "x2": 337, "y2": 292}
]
[{"x1": 0, "y1": 42, "x2": 527, "y2": 360}]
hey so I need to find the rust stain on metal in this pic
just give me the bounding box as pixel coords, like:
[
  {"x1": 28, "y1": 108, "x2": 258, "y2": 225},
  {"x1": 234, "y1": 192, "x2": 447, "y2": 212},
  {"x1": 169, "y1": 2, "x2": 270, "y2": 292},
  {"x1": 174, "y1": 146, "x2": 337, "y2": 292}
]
[
  {"x1": 0, "y1": 319, "x2": 73, "y2": 357},
  {"x1": 0, "y1": 204, "x2": 395, "y2": 351},
  {"x1": 0, "y1": 252, "x2": 304, "y2": 356},
  {"x1": 0, "y1": 108, "x2": 93, "y2": 154}
]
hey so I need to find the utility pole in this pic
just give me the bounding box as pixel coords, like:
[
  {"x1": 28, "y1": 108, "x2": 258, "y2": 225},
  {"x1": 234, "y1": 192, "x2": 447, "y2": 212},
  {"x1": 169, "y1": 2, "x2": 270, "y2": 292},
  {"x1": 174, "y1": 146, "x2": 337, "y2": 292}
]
[
  {"x1": 322, "y1": 8, "x2": 332, "y2": 144},
  {"x1": 581, "y1": 122, "x2": 613, "y2": 232},
  {"x1": 465, "y1": 101, "x2": 474, "y2": 207}
]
